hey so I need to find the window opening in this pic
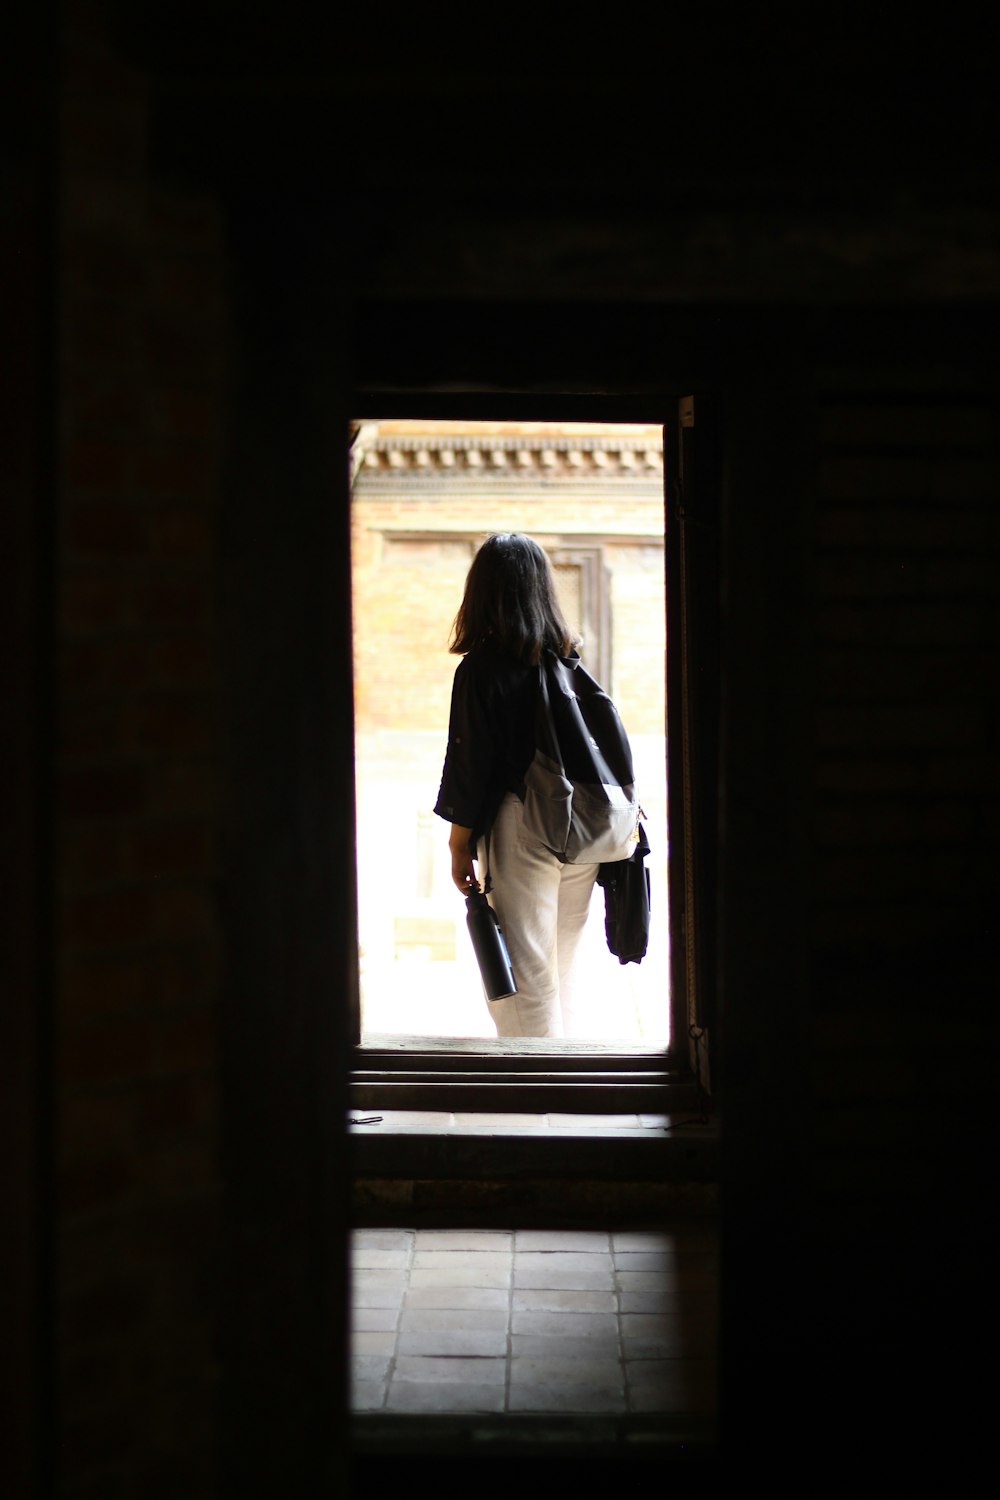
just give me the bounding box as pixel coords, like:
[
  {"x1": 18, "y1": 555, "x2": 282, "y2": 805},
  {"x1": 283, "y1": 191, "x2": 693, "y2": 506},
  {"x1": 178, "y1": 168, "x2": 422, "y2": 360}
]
[{"x1": 350, "y1": 420, "x2": 669, "y2": 1047}]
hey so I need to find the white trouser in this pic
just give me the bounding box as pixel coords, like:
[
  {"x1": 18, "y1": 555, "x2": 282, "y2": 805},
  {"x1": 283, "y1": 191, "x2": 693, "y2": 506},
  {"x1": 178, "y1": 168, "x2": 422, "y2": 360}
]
[{"x1": 482, "y1": 792, "x2": 598, "y2": 1038}]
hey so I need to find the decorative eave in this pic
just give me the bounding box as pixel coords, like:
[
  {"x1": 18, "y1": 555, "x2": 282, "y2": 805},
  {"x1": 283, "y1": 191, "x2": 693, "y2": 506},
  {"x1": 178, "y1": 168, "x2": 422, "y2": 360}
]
[{"x1": 353, "y1": 432, "x2": 663, "y2": 486}]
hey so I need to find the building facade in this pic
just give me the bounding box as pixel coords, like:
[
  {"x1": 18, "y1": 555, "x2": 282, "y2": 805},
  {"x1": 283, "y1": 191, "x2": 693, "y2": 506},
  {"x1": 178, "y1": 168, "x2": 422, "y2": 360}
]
[{"x1": 351, "y1": 421, "x2": 668, "y2": 1040}]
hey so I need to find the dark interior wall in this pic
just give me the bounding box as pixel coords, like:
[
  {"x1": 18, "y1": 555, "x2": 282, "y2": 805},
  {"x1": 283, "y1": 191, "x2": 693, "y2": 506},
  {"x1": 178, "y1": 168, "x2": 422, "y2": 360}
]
[
  {"x1": 7, "y1": 1, "x2": 1000, "y2": 1494},
  {"x1": 2, "y1": 8, "x2": 58, "y2": 1497},
  {"x1": 718, "y1": 319, "x2": 1000, "y2": 1455},
  {"x1": 50, "y1": 22, "x2": 227, "y2": 1498}
]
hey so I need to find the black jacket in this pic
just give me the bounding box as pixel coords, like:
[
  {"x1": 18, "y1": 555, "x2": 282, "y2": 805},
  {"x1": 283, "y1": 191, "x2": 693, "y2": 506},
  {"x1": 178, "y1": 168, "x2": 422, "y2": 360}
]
[{"x1": 433, "y1": 647, "x2": 537, "y2": 841}]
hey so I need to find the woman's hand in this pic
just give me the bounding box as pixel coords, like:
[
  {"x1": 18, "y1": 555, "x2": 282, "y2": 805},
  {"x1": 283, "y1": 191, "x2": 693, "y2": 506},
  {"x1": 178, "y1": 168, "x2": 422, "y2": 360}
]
[{"x1": 448, "y1": 824, "x2": 480, "y2": 895}]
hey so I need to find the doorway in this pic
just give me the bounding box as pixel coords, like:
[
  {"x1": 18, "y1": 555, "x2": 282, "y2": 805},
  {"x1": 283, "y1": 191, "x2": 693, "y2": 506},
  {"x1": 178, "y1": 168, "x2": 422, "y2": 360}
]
[
  {"x1": 349, "y1": 419, "x2": 669, "y2": 1047},
  {"x1": 346, "y1": 405, "x2": 719, "y2": 1448}
]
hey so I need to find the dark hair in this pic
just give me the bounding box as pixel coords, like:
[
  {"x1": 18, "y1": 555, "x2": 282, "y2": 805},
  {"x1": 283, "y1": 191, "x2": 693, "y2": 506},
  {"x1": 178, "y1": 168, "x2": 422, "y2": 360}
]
[{"x1": 450, "y1": 533, "x2": 577, "y2": 664}]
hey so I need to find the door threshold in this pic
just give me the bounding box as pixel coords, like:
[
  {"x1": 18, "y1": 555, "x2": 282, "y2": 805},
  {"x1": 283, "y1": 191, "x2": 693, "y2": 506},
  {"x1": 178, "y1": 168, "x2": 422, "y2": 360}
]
[
  {"x1": 351, "y1": 1411, "x2": 719, "y2": 1460},
  {"x1": 348, "y1": 1107, "x2": 715, "y2": 1138},
  {"x1": 359, "y1": 1033, "x2": 672, "y2": 1055},
  {"x1": 352, "y1": 1034, "x2": 699, "y2": 1113},
  {"x1": 350, "y1": 1108, "x2": 719, "y2": 1224}
]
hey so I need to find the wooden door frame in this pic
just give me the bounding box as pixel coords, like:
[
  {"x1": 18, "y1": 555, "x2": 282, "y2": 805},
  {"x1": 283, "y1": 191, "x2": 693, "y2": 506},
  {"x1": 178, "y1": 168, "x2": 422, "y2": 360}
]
[{"x1": 348, "y1": 391, "x2": 719, "y2": 1113}]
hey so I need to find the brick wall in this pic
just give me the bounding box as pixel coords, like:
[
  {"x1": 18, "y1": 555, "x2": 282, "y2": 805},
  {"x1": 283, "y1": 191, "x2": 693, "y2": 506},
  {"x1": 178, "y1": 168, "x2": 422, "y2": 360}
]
[
  {"x1": 350, "y1": 486, "x2": 666, "y2": 736},
  {"x1": 808, "y1": 369, "x2": 998, "y2": 1235},
  {"x1": 54, "y1": 14, "x2": 223, "y2": 1494}
]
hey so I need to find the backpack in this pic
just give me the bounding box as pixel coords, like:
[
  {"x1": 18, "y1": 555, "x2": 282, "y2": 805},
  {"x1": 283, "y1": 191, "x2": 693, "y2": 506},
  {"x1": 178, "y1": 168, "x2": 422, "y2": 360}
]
[{"x1": 522, "y1": 650, "x2": 640, "y2": 864}]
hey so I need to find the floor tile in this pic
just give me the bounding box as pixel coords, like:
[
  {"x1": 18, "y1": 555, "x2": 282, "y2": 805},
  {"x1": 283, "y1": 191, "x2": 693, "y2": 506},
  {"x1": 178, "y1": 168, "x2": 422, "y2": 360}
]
[
  {"x1": 511, "y1": 1310, "x2": 618, "y2": 1338},
  {"x1": 412, "y1": 1249, "x2": 512, "y2": 1271},
  {"x1": 398, "y1": 1328, "x2": 508, "y2": 1357},
  {"x1": 349, "y1": 1223, "x2": 719, "y2": 1423},
  {"x1": 415, "y1": 1230, "x2": 514, "y2": 1251},
  {"x1": 351, "y1": 1381, "x2": 387, "y2": 1411},
  {"x1": 352, "y1": 1330, "x2": 397, "y2": 1357},
  {"x1": 404, "y1": 1286, "x2": 510, "y2": 1312},
  {"x1": 514, "y1": 1264, "x2": 613, "y2": 1292},
  {"x1": 353, "y1": 1248, "x2": 411, "y2": 1270},
  {"x1": 508, "y1": 1382, "x2": 626, "y2": 1413},
  {"x1": 352, "y1": 1229, "x2": 414, "y2": 1251},
  {"x1": 410, "y1": 1266, "x2": 511, "y2": 1290},
  {"x1": 515, "y1": 1230, "x2": 610, "y2": 1252},
  {"x1": 619, "y1": 1287, "x2": 683, "y2": 1314},
  {"x1": 613, "y1": 1250, "x2": 674, "y2": 1272},
  {"x1": 516, "y1": 1251, "x2": 612, "y2": 1273},
  {"x1": 401, "y1": 1308, "x2": 509, "y2": 1334},
  {"x1": 611, "y1": 1230, "x2": 689, "y2": 1254},
  {"x1": 351, "y1": 1306, "x2": 399, "y2": 1333},
  {"x1": 611, "y1": 1231, "x2": 673, "y2": 1251},
  {"x1": 513, "y1": 1288, "x2": 617, "y2": 1313},
  {"x1": 352, "y1": 1274, "x2": 407, "y2": 1309},
  {"x1": 616, "y1": 1270, "x2": 677, "y2": 1294},
  {"x1": 386, "y1": 1381, "x2": 506, "y2": 1413},
  {"x1": 619, "y1": 1315, "x2": 681, "y2": 1358},
  {"x1": 509, "y1": 1355, "x2": 623, "y2": 1387},
  {"x1": 511, "y1": 1334, "x2": 621, "y2": 1361},
  {"x1": 393, "y1": 1355, "x2": 507, "y2": 1385}
]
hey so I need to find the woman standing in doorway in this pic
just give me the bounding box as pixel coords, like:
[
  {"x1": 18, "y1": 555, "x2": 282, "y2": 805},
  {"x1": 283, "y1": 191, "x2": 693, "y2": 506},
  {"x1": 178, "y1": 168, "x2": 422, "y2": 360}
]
[{"x1": 434, "y1": 533, "x2": 599, "y2": 1038}]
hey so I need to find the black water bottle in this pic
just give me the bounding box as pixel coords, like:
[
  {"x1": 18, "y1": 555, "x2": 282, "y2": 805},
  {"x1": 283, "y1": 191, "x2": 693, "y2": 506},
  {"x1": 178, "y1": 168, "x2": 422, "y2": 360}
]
[{"x1": 465, "y1": 889, "x2": 517, "y2": 1001}]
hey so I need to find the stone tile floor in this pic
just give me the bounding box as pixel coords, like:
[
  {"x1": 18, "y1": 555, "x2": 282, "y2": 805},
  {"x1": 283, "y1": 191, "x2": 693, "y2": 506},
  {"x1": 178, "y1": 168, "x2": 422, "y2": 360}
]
[{"x1": 351, "y1": 1226, "x2": 718, "y2": 1421}]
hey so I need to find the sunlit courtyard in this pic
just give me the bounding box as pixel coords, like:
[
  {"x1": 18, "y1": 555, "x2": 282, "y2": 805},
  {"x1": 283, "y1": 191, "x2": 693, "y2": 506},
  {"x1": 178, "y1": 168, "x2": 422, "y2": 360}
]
[{"x1": 351, "y1": 421, "x2": 669, "y2": 1046}]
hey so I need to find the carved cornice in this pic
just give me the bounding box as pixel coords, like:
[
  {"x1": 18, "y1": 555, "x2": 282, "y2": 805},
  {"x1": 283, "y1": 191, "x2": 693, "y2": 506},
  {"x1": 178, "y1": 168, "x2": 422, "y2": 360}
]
[{"x1": 353, "y1": 433, "x2": 663, "y2": 484}]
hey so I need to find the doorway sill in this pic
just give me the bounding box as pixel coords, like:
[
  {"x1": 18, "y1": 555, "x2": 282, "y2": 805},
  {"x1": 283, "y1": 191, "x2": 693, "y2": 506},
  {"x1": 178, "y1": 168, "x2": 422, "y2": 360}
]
[
  {"x1": 349, "y1": 1107, "x2": 714, "y2": 1140},
  {"x1": 352, "y1": 1033, "x2": 700, "y2": 1114},
  {"x1": 351, "y1": 1411, "x2": 719, "y2": 1463},
  {"x1": 350, "y1": 1108, "x2": 718, "y2": 1223}
]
